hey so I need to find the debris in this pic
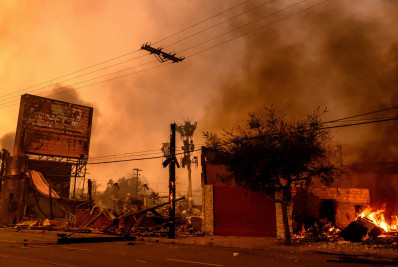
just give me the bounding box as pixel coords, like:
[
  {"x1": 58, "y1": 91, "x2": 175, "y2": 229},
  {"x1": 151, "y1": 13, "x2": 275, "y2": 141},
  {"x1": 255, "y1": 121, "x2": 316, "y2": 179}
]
[{"x1": 340, "y1": 217, "x2": 383, "y2": 242}]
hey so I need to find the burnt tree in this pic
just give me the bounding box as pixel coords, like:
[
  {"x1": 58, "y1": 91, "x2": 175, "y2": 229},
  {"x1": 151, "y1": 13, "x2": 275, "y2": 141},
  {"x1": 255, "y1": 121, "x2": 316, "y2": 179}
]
[{"x1": 204, "y1": 107, "x2": 340, "y2": 245}]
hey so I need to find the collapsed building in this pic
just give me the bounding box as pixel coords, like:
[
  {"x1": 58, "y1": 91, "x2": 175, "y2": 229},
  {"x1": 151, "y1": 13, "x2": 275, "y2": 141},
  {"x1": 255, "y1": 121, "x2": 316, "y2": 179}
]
[
  {"x1": 0, "y1": 94, "x2": 93, "y2": 224},
  {"x1": 201, "y1": 146, "x2": 398, "y2": 242}
]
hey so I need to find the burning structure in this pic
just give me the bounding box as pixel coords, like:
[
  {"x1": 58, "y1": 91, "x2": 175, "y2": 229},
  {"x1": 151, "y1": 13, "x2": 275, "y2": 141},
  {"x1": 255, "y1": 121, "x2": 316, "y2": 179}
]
[
  {"x1": 0, "y1": 94, "x2": 93, "y2": 224},
  {"x1": 201, "y1": 146, "x2": 398, "y2": 245}
]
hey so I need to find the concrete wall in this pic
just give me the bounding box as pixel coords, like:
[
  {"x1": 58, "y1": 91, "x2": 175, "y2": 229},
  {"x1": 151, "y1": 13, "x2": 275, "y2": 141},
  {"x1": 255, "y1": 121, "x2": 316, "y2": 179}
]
[{"x1": 202, "y1": 185, "x2": 214, "y2": 235}]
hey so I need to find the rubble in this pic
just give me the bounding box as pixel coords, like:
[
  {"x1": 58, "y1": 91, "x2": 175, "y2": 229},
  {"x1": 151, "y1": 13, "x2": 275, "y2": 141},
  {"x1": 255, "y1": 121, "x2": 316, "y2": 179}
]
[
  {"x1": 292, "y1": 208, "x2": 398, "y2": 250},
  {"x1": 340, "y1": 217, "x2": 383, "y2": 242},
  {"x1": 1, "y1": 194, "x2": 204, "y2": 244}
]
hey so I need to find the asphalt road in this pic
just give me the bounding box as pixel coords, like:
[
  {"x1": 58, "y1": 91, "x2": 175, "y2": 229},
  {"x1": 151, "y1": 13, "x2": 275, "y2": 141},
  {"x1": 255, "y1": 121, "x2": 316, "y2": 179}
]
[{"x1": 0, "y1": 231, "x2": 394, "y2": 266}]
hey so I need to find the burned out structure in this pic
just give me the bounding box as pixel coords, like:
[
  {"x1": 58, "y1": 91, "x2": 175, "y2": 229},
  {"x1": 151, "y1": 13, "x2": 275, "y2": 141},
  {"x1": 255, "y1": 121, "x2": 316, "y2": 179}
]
[
  {"x1": 201, "y1": 147, "x2": 372, "y2": 239},
  {"x1": 0, "y1": 94, "x2": 93, "y2": 224}
]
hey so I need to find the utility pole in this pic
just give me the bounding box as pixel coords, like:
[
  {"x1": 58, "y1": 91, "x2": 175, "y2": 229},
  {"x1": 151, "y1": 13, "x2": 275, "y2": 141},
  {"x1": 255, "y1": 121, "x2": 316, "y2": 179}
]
[
  {"x1": 88, "y1": 179, "x2": 93, "y2": 209},
  {"x1": 177, "y1": 121, "x2": 197, "y2": 213},
  {"x1": 133, "y1": 168, "x2": 142, "y2": 195},
  {"x1": 141, "y1": 43, "x2": 185, "y2": 63},
  {"x1": 162, "y1": 123, "x2": 180, "y2": 239}
]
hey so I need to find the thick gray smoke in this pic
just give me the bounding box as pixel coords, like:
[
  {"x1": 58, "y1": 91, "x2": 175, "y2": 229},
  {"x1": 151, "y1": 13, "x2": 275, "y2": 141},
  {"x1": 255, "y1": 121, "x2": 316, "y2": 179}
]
[
  {"x1": 199, "y1": 1, "x2": 398, "y2": 208},
  {"x1": 201, "y1": 0, "x2": 398, "y2": 162},
  {"x1": 0, "y1": 132, "x2": 15, "y2": 152}
]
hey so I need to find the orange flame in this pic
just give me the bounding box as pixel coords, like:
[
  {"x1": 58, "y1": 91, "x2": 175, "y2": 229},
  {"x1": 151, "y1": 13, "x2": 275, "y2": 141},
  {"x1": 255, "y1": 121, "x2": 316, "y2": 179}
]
[{"x1": 357, "y1": 207, "x2": 398, "y2": 232}]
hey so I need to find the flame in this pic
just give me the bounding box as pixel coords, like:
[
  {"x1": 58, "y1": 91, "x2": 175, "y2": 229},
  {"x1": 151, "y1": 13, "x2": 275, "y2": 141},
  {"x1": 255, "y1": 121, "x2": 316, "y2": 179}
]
[{"x1": 357, "y1": 207, "x2": 398, "y2": 232}]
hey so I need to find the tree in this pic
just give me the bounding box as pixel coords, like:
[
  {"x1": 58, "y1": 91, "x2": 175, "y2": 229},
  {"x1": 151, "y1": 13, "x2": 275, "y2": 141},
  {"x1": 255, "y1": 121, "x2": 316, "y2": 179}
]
[
  {"x1": 204, "y1": 107, "x2": 341, "y2": 245},
  {"x1": 96, "y1": 172, "x2": 156, "y2": 210}
]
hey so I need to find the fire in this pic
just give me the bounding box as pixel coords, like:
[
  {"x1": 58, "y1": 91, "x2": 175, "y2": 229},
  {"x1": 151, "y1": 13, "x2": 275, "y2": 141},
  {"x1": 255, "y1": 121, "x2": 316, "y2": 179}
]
[{"x1": 357, "y1": 207, "x2": 398, "y2": 232}]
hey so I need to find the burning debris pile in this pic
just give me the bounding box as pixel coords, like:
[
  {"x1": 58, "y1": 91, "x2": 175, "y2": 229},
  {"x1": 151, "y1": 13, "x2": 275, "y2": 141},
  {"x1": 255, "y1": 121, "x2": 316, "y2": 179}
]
[{"x1": 293, "y1": 206, "x2": 398, "y2": 249}]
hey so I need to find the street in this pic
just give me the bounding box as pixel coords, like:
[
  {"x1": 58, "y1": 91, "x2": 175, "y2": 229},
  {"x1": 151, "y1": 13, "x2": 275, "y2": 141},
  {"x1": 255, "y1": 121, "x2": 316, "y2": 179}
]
[{"x1": 0, "y1": 231, "x2": 391, "y2": 266}]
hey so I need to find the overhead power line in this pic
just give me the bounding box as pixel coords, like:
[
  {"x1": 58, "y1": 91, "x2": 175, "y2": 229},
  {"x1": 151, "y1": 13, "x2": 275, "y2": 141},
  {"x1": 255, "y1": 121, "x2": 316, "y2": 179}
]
[
  {"x1": 0, "y1": 54, "x2": 149, "y2": 103},
  {"x1": 0, "y1": 49, "x2": 141, "y2": 101},
  {"x1": 0, "y1": 0, "x2": 254, "y2": 102},
  {"x1": 0, "y1": 58, "x2": 159, "y2": 107},
  {"x1": 0, "y1": 62, "x2": 171, "y2": 109},
  {"x1": 152, "y1": 0, "x2": 254, "y2": 45},
  {"x1": 324, "y1": 105, "x2": 398, "y2": 124},
  {"x1": 162, "y1": 0, "x2": 274, "y2": 49},
  {"x1": 184, "y1": 0, "x2": 328, "y2": 57},
  {"x1": 87, "y1": 116, "x2": 398, "y2": 165},
  {"x1": 0, "y1": 0, "x2": 329, "y2": 109}
]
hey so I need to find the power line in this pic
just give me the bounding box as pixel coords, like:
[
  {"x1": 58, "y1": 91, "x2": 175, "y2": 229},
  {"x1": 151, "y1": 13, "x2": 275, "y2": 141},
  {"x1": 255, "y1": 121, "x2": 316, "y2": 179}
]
[
  {"x1": 0, "y1": 54, "x2": 150, "y2": 103},
  {"x1": 0, "y1": 49, "x2": 141, "y2": 100},
  {"x1": 184, "y1": 0, "x2": 328, "y2": 57},
  {"x1": 0, "y1": 60, "x2": 167, "y2": 109},
  {"x1": 0, "y1": 0, "x2": 328, "y2": 109},
  {"x1": 324, "y1": 106, "x2": 398, "y2": 124},
  {"x1": 89, "y1": 149, "x2": 164, "y2": 160},
  {"x1": 0, "y1": 0, "x2": 254, "y2": 101},
  {"x1": 89, "y1": 103, "x2": 398, "y2": 163},
  {"x1": 162, "y1": 0, "x2": 274, "y2": 49},
  {"x1": 86, "y1": 116, "x2": 398, "y2": 165},
  {"x1": 152, "y1": 0, "x2": 253, "y2": 45},
  {"x1": 0, "y1": 59, "x2": 159, "y2": 107},
  {"x1": 198, "y1": 116, "x2": 398, "y2": 151}
]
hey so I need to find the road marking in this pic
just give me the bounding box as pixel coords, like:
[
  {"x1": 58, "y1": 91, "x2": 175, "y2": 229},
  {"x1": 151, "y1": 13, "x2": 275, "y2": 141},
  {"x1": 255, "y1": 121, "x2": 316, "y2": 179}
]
[
  {"x1": 135, "y1": 259, "x2": 148, "y2": 263},
  {"x1": 0, "y1": 252, "x2": 72, "y2": 267},
  {"x1": 23, "y1": 244, "x2": 91, "y2": 251},
  {"x1": 167, "y1": 259, "x2": 224, "y2": 266},
  {"x1": 61, "y1": 247, "x2": 92, "y2": 251},
  {"x1": 0, "y1": 239, "x2": 17, "y2": 243}
]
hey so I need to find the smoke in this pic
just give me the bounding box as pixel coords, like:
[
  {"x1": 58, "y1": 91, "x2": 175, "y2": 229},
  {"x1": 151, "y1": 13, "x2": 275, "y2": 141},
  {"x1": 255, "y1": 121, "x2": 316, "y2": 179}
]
[
  {"x1": 201, "y1": 0, "x2": 398, "y2": 162},
  {"x1": 199, "y1": 0, "x2": 398, "y2": 209},
  {"x1": 0, "y1": 132, "x2": 14, "y2": 152},
  {"x1": 48, "y1": 84, "x2": 100, "y2": 133},
  {"x1": 0, "y1": 86, "x2": 98, "y2": 155}
]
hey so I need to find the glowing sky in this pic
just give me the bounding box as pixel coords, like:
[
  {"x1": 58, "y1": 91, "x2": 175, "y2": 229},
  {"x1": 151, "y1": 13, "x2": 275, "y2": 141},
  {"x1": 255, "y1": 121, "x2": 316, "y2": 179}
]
[{"x1": 1, "y1": 0, "x2": 397, "y2": 200}]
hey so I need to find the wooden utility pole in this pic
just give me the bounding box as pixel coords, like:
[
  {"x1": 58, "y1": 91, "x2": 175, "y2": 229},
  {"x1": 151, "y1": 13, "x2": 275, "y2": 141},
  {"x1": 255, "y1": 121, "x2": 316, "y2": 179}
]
[
  {"x1": 168, "y1": 123, "x2": 176, "y2": 239},
  {"x1": 162, "y1": 123, "x2": 179, "y2": 239},
  {"x1": 88, "y1": 179, "x2": 93, "y2": 208},
  {"x1": 133, "y1": 168, "x2": 142, "y2": 195}
]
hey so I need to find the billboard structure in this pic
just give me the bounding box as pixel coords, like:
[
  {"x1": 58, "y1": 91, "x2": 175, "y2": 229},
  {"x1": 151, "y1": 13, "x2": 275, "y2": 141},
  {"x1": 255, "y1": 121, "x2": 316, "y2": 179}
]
[
  {"x1": 16, "y1": 94, "x2": 93, "y2": 159},
  {"x1": 11, "y1": 94, "x2": 93, "y2": 197},
  {"x1": 0, "y1": 94, "x2": 93, "y2": 224}
]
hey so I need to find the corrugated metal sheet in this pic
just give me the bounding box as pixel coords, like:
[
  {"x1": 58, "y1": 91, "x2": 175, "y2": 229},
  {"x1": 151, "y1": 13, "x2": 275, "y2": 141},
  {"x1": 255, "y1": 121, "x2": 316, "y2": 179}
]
[{"x1": 29, "y1": 170, "x2": 60, "y2": 199}]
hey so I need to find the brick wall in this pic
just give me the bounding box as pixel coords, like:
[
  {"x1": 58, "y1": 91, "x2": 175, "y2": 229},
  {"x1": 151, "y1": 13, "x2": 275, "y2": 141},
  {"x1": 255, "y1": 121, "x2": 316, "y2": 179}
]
[
  {"x1": 309, "y1": 187, "x2": 370, "y2": 228},
  {"x1": 275, "y1": 187, "x2": 370, "y2": 238}
]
